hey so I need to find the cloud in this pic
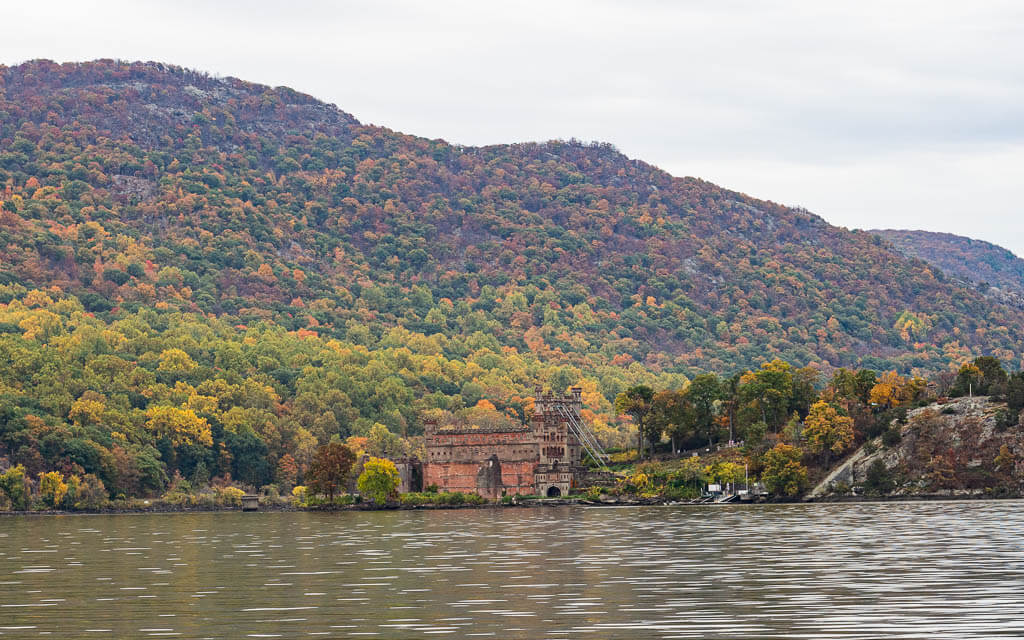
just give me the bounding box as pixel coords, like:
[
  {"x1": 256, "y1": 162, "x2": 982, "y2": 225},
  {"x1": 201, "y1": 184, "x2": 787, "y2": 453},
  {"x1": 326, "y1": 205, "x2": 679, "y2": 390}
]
[{"x1": 5, "y1": 0, "x2": 1023, "y2": 255}]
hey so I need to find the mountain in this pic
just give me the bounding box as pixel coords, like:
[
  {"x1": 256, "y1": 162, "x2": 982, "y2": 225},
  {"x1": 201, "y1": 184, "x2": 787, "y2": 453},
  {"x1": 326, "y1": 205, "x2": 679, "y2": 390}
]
[
  {"x1": 872, "y1": 229, "x2": 1024, "y2": 305},
  {"x1": 2, "y1": 59, "x2": 1022, "y2": 378},
  {"x1": 3, "y1": 58, "x2": 1024, "y2": 497}
]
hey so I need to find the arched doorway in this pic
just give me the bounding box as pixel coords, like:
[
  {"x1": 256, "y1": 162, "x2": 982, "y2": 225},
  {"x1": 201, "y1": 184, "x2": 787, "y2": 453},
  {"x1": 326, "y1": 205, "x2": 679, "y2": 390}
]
[{"x1": 546, "y1": 485, "x2": 562, "y2": 498}]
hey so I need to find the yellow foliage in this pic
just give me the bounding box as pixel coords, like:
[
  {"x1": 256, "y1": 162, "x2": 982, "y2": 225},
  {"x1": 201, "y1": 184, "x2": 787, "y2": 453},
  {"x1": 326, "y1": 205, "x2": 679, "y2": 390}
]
[
  {"x1": 802, "y1": 401, "x2": 854, "y2": 457},
  {"x1": 144, "y1": 405, "x2": 213, "y2": 447},
  {"x1": 38, "y1": 471, "x2": 68, "y2": 508},
  {"x1": 157, "y1": 348, "x2": 197, "y2": 374},
  {"x1": 869, "y1": 371, "x2": 910, "y2": 408}
]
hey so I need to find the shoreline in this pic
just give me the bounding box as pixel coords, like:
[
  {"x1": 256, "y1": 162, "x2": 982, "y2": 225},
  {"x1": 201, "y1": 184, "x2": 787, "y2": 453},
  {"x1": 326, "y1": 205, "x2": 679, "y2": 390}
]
[{"x1": 2, "y1": 492, "x2": 1020, "y2": 516}]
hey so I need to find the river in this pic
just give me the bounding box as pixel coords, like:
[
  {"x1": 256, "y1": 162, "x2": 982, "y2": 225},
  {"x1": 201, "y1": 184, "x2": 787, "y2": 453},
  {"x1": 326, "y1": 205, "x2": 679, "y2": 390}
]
[{"x1": 1, "y1": 502, "x2": 1022, "y2": 638}]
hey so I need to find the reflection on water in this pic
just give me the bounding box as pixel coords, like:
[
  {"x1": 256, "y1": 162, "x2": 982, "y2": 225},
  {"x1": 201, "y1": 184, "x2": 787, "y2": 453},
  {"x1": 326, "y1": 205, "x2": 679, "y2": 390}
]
[{"x1": 1, "y1": 502, "x2": 1023, "y2": 638}]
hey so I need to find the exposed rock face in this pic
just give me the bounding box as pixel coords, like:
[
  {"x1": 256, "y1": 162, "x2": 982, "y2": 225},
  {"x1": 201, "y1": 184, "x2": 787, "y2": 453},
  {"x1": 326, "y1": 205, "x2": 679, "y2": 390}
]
[{"x1": 812, "y1": 396, "x2": 1024, "y2": 497}]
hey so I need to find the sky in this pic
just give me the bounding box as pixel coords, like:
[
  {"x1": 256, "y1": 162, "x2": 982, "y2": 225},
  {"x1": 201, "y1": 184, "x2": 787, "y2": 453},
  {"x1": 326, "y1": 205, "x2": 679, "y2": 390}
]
[{"x1": 5, "y1": 0, "x2": 1024, "y2": 256}]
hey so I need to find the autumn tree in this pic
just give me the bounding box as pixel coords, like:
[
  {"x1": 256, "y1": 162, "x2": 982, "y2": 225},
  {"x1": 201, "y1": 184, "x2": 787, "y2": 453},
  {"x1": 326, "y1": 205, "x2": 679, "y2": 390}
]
[
  {"x1": 869, "y1": 371, "x2": 926, "y2": 410},
  {"x1": 951, "y1": 356, "x2": 1007, "y2": 397},
  {"x1": 615, "y1": 385, "x2": 655, "y2": 458},
  {"x1": 761, "y1": 444, "x2": 808, "y2": 497},
  {"x1": 38, "y1": 471, "x2": 68, "y2": 508},
  {"x1": 801, "y1": 401, "x2": 854, "y2": 467},
  {"x1": 704, "y1": 461, "x2": 745, "y2": 488},
  {"x1": 0, "y1": 465, "x2": 29, "y2": 511},
  {"x1": 357, "y1": 456, "x2": 400, "y2": 505},
  {"x1": 276, "y1": 453, "x2": 298, "y2": 490},
  {"x1": 144, "y1": 406, "x2": 213, "y2": 447},
  {"x1": 306, "y1": 442, "x2": 356, "y2": 502}
]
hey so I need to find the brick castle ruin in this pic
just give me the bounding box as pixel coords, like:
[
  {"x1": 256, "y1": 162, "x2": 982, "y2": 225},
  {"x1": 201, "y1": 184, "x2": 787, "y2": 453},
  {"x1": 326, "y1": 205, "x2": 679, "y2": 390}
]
[{"x1": 423, "y1": 387, "x2": 608, "y2": 498}]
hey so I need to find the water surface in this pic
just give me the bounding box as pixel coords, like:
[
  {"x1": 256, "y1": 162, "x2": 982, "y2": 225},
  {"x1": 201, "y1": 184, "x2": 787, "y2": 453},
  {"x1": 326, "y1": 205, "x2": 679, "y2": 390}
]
[{"x1": 1, "y1": 502, "x2": 1022, "y2": 638}]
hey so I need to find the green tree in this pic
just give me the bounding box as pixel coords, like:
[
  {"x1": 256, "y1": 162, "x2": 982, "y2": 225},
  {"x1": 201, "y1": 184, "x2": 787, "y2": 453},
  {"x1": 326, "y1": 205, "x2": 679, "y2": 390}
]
[
  {"x1": 863, "y1": 459, "x2": 895, "y2": 495},
  {"x1": 648, "y1": 389, "x2": 693, "y2": 454},
  {"x1": 366, "y1": 423, "x2": 405, "y2": 458},
  {"x1": 615, "y1": 385, "x2": 655, "y2": 458},
  {"x1": 686, "y1": 374, "x2": 721, "y2": 449},
  {"x1": 357, "y1": 456, "x2": 400, "y2": 505},
  {"x1": 307, "y1": 442, "x2": 356, "y2": 502},
  {"x1": 761, "y1": 443, "x2": 808, "y2": 497},
  {"x1": 740, "y1": 360, "x2": 793, "y2": 432}
]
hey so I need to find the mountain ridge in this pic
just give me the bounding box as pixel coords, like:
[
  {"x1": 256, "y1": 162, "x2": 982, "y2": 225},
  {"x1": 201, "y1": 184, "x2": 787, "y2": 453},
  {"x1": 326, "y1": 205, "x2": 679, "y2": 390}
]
[
  {"x1": 1, "y1": 58, "x2": 1023, "y2": 376},
  {"x1": 871, "y1": 229, "x2": 1024, "y2": 306}
]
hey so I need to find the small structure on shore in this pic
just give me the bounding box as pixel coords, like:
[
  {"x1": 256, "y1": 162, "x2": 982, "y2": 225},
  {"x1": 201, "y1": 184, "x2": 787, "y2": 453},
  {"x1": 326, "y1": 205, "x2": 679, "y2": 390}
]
[{"x1": 241, "y1": 494, "x2": 259, "y2": 511}]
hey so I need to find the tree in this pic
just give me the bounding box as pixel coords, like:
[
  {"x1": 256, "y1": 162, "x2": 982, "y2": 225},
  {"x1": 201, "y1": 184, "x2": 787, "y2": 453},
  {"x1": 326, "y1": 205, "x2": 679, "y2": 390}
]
[
  {"x1": 761, "y1": 444, "x2": 808, "y2": 497},
  {"x1": 75, "y1": 473, "x2": 107, "y2": 509},
  {"x1": 994, "y1": 445, "x2": 1017, "y2": 475},
  {"x1": 704, "y1": 461, "x2": 745, "y2": 488},
  {"x1": 144, "y1": 406, "x2": 213, "y2": 447},
  {"x1": 863, "y1": 459, "x2": 895, "y2": 495},
  {"x1": 1007, "y1": 373, "x2": 1024, "y2": 424},
  {"x1": 0, "y1": 465, "x2": 29, "y2": 511},
  {"x1": 38, "y1": 471, "x2": 68, "y2": 508},
  {"x1": 306, "y1": 442, "x2": 356, "y2": 502},
  {"x1": 357, "y1": 456, "x2": 400, "y2": 505},
  {"x1": 802, "y1": 401, "x2": 854, "y2": 467},
  {"x1": 648, "y1": 390, "x2": 692, "y2": 454},
  {"x1": 739, "y1": 360, "x2": 793, "y2": 432},
  {"x1": 720, "y1": 373, "x2": 742, "y2": 443},
  {"x1": 615, "y1": 385, "x2": 654, "y2": 458},
  {"x1": 276, "y1": 454, "x2": 298, "y2": 490},
  {"x1": 366, "y1": 423, "x2": 405, "y2": 458},
  {"x1": 686, "y1": 374, "x2": 721, "y2": 449},
  {"x1": 869, "y1": 371, "x2": 912, "y2": 409},
  {"x1": 949, "y1": 357, "x2": 1007, "y2": 398},
  {"x1": 226, "y1": 430, "x2": 272, "y2": 488},
  {"x1": 789, "y1": 367, "x2": 820, "y2": 418}
]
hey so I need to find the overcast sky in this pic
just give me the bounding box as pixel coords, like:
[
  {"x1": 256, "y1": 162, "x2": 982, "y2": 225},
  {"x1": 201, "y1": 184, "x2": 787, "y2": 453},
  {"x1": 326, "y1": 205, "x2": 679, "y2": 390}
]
[{"x1": 6, "y1": 1, "x2": 1024, "y2": 256}]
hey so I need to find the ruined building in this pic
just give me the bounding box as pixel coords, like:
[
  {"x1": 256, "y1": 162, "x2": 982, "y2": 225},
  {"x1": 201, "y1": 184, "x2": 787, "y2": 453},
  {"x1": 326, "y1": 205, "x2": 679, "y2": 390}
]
[{"x1": 423, "y1": 387, "x2": 607, "y2": 498}]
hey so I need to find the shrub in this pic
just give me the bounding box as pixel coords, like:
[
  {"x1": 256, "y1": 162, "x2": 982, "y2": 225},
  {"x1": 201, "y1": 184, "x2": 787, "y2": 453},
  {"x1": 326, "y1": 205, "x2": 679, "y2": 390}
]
[
  {"x1": 995, "y1": 409, "x2": 1017, "y2": 431},
  {"x1": 882, "y1": 427, "x2": 902, "y2": 447},
  {"x1": 216, "y1": 486, "x2": 245, "y2": 506},
  {"x1": 863, "y1": 459, "x2": 895, "y2": 496},
  {"x1": 662, "y1": 485, "x2": 697, "y2": 501},
  {"x1": 74, "y1": 475, "x2": 110, "y2": 509},
  {"x1": 399, "y1": 492, "x2": 433, "y2": 506}
]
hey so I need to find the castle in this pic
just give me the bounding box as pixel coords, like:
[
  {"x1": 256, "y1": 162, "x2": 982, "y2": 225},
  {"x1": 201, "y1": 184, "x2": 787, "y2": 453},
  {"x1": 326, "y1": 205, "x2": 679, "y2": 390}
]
[{"x1": 423, "y1": 387, "x2": 604, "y2": 498}]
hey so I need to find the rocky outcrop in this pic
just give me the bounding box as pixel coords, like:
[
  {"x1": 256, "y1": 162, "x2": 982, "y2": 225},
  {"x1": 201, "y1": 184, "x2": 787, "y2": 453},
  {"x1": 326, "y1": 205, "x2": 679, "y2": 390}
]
[{"x1": 811, "y1": 396, "x2": 1024, "y2": 498}]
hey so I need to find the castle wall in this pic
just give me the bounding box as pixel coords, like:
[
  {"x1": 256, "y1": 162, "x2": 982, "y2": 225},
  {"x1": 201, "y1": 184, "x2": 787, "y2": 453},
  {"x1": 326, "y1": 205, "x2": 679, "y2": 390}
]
[
  {"x1": 423, "y1": 429, "x2": 538, "y2": 497},
  {"x1": 422, "y1": 387, "x2": 591, "y2": 498}
]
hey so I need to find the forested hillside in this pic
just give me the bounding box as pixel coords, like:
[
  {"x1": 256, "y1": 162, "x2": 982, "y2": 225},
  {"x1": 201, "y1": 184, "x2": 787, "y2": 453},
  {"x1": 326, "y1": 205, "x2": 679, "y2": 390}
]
[
  {"x1": 1, "y1": 59, "x2": 1023, "y2": 501},
  {"x1": 873, "y1": 229, "x2": 1024, "y2": 300}
]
